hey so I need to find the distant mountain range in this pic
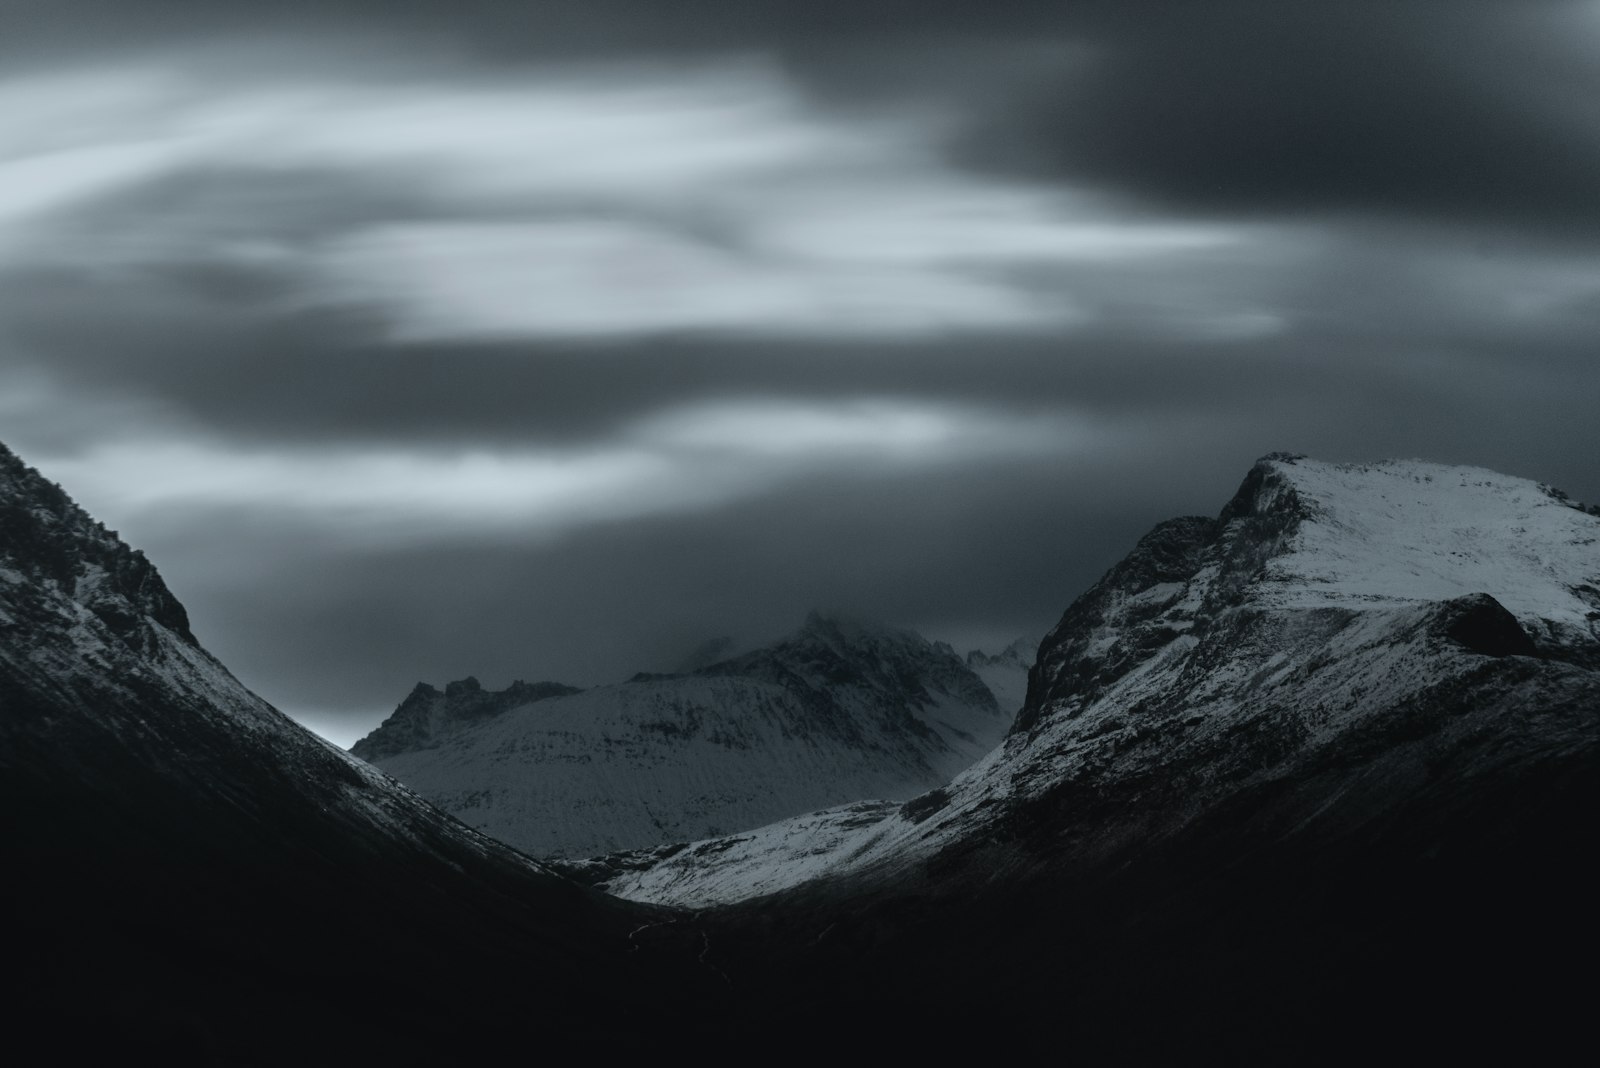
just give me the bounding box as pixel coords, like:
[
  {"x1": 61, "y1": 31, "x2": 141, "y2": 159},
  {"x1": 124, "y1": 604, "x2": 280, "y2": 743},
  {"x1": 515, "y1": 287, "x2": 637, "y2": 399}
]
[
  {"x1": 6, "y1": 442, "x2": 1596, "y2": 1059},
  {"x1": 351, "y1": 613, "x2": 1029, "y2": 857}
]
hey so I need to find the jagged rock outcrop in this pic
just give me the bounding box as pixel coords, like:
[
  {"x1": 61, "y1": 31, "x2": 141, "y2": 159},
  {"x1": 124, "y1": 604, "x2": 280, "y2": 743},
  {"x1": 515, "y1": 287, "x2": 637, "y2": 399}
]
[{"x1": 0, "y1": 447, "x2": 195, "y2": 654}]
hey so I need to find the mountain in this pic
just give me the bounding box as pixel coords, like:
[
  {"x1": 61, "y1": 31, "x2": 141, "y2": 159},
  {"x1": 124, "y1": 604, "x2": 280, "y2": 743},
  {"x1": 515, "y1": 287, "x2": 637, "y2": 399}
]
[
  {"x1": 579, "y1": 456, "x2": 1600, "y2": 904},
  {"x1": 557, "y1": 457, "x2": 1600, "y2": 1056},
  {"x1": 12, "y1": 443, "x2": 1598, "y2": 1059},
  {"x1": 350, "y1": 612, "x2": 1010, "y2": 857},
  {"x1": 0, "y1": 443, "x2": 717, "y2": 1060}
]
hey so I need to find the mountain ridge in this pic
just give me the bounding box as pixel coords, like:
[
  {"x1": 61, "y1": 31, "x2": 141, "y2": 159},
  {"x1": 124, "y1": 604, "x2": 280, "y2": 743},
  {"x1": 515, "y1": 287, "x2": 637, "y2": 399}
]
[
  {"x1": 350, "y1": 608, "x2": 1014, "y2": 857},
  {"x1": 351, "y1": 675, "x2": 583, "y2": 761}
]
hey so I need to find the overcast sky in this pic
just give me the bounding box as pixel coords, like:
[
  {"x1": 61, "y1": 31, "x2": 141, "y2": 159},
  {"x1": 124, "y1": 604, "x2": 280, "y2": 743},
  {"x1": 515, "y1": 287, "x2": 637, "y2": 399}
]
[{"x1": 5, "y1": 1, "x2": 1599, "y2": 745}]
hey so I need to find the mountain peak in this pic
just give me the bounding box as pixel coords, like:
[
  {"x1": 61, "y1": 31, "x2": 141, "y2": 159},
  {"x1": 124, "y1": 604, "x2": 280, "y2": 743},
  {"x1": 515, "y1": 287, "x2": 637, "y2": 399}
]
[
  {"x1": 444, "y1": 676, "x2": 483, "y2": 697},
  {"x1": 799, "y1": 609, "x2": 903, "y2": 640},
  {"x1": 1234, "y1": 457, "x2": 1600, "y2": 627},
  {"x1": 660, "y1": 614, "x2": 910, "y2": 675},
  {"x1": 1016, "y1": 455, "x2": 1600, "y2": 735},
  {"x1": 720, "y1": 611, "x2": 977, "y2": 686}
]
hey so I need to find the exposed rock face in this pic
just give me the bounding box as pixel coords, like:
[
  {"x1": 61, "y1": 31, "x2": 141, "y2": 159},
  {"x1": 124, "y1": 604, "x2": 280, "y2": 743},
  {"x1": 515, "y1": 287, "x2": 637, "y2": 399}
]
[
  {"x1": 350, "y1": 611, "x2": 1011, "y2": 858},
  {"x1": 1013, "y1": 514, "x2": 1216, "y2": 733},
  {"x1": 0, "y1": 446, "x2": 195, "y2": 653}
]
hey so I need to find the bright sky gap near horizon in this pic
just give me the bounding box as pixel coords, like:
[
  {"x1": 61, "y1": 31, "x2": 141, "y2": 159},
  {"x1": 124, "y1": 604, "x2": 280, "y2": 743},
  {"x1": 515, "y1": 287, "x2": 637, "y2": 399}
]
[{"x1": 4, "y1": 1, "x2": 1599, "y2": 746}]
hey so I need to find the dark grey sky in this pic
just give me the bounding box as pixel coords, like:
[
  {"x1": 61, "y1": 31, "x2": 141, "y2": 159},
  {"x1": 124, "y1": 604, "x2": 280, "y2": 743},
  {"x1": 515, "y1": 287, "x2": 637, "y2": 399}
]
[{"x1": 4, "y1": 1, "x2": 1598, "y2": 744}]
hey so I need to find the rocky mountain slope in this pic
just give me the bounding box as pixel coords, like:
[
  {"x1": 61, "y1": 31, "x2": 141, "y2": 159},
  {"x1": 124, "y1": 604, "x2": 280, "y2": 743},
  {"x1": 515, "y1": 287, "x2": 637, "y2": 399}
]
[
  {"x1": 569, "y1": 457, "x2": 1600, "y2": 908},
  {"x1": 351, "y1": 612, "x2": 1011, "y2": 857},
  {"x1": 0, "y1": 443, "x2": 715, "y2": 1060}
]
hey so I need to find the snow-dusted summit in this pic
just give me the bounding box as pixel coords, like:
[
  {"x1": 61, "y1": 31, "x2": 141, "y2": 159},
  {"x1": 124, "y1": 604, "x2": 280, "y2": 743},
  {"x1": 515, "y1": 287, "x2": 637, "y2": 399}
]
[
  {"x1": 576, "y1": 457, "x2": 1600, "y2": 906},
  {"x1": 351, "y1": 611, "x2": 1012, "y2": 857}
]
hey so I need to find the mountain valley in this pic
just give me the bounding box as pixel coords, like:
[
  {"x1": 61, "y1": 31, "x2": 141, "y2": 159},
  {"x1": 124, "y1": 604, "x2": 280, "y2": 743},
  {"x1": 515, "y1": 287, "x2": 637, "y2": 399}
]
[{"x1": 5, "y1": 443, "x2": 1597, "y2": 1060}]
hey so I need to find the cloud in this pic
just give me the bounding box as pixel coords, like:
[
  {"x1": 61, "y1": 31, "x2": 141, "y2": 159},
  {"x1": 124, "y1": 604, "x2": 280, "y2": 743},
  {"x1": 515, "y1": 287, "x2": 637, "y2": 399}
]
[
  {"x1": 0, "y1": 56, "x2": 1287, "y2": 341},
  {"x1": 13, "y1": 1, "x2": 1600, "y2": 249},
  {"x1": 308, "y1": 219, "x2": 1084, "y2": 339},
  {"x1": 26, "y1": 398, "x2": 1095, "y2": 545},
  {"x1": 0, "y1": 1, "x2": 1072, "y2": 68},
  {"x1": 5, "y1": 2, "x2": 1600, "y2": 744},
  {"x1": 36, "y1": 441, "x2": 682, "y2": 536},
  {"x1": 5, "y1": 211, "x2": 1597, "y2": 466},
  {"x1": 0, "y1": 61, "x2": 855, "y2": 235},
  {"x1": 947, "y1": 2, "x2": 1600, "y2": 233},
  {"x1": 638, "y1": 397, "x2": 1087, "y2": 460}
]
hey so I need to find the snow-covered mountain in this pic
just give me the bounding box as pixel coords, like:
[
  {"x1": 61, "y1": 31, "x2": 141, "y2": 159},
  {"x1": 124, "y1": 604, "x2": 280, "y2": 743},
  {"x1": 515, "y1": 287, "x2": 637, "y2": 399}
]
[
  {"x1": 0, "y1": 443, "x2": 711, "y2": 1059},
  {"x1": 351, "y1": 612, "x2": 1011, "y2": 857},
  {"x1": 570, "y1": 456, "x2": 1600, "y2": 907}
]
